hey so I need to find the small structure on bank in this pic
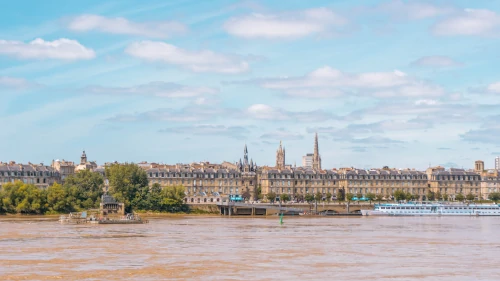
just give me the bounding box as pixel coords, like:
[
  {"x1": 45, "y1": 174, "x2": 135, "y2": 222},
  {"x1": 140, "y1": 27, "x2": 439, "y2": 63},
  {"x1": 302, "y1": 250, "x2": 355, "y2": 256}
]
[
  {"x1": 100, "y1": 194, "x2": 125, "y2": 216},
  {"x1": 59, "y1": 195, "x2": 147, "y2": 224}
]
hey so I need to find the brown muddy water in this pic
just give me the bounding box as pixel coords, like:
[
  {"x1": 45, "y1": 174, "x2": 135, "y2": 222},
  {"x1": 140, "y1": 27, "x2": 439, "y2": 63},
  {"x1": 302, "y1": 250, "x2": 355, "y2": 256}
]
[{"x1": 1, "y1": 216, "x2": 500, "y2": 281}]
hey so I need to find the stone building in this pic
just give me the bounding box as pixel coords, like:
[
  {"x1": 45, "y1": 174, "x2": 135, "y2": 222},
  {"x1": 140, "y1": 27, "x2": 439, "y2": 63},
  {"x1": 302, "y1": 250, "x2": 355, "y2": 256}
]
[
  {"x1": 480, "y1": 170, "x2": 500, "y2": 200},
  {"x1": 51, "y1": 159, "x2": 75, "y2": 181},
  {"x1": 426, "y1": 166, "x2": 481, "y2": 200},
  {"x1": 75, "y1": 151, "x2": 97, "y2": 172},
  {"x1": 312, "y1": 133, "x2": 321, "y2": 170},
  {"x1": 276, "y1": 141, "x2": 285, "y2": 170},
  {"x1": 0, "y1": 161, "x2": 60, "y2": 189}
]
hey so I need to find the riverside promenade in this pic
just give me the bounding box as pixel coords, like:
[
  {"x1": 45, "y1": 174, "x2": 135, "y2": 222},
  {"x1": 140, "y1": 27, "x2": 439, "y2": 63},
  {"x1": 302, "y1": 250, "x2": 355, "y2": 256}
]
[{"x1": 194, "y1": 202, "x2": 374, "y2": 216}]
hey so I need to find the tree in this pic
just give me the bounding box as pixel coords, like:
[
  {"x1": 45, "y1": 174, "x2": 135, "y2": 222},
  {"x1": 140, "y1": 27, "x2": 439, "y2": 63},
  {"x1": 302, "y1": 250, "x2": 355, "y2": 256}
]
[
  {"x1": 356, "y1": 193, "x2": 363, "y2": 200},
  {"x1": 254, "y1": 185, "x2": 263, "y2": 200},
  {"x1": 106, "y1": 163, "x2": 149, "y2": 212},
  {"x1": 280, "y1": 193, "x2": 290, "y2": 203},
  {"x1": 455, "y1": 193, "x2": 465, "y2": 202},
  {"x1": 161, "y1": 185, "x2": 188, "y2": 213},
  {"x1": 336, "y1": 188, "x2": 345, "y2": 203},
  {"x1": 315, "y1": 192, "x2": 322, "y2": 203},
  {"x1": 242, "y1": 190, "x2": 251, "y2": 201},
  {"x1": 46, "y1": 183, "x2": 76, "y2": 213},
  {"x1": 366, "y1": 193, "x2": 376, "y2": 204},
  {"x1": 63, "y1": 170, "x2": 104, "y2": 210},
  {"x1": 405, "y1": 192, "x2": 413, "y2": 201},
  {"x1": 305, "y1": 193, "x2": 315, "y2": 204},
  {"x1": 393, "y1": 190, "x2": 406, "y2": 201},
  {"x1": 443, "y1": 193, "x2": 449, "y2": 201},
  {"x1": 345, "y1": 193, "x2": 354, "y2": 203},
  {"x1": 466, "y1": 193, "x2": 475, "y2": 202},
  {"x1": 2, "y1": 181, "x2": 46, "y2": 214},
  {"x1": 426, "y1": 191, "x2": 435, "y2": 201},
  {"x1": 488, "y1": 192, "x2": 500, "y2": 203},
  {"x1": 435, "y1": 191, "x2": 443, "y2": 201},
  {"x1": 375, "y1": 194, "x2": 384, "y2": 204},
  {"x1": 266, "y1": 192, "x2": 277, "y2": 203},
  {"x1": 325, "y1": 192, "x2": 332, "y2": 204}
]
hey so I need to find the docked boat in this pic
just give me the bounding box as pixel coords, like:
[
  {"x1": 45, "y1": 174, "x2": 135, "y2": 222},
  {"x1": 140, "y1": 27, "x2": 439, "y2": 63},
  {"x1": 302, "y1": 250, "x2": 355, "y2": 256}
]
[{"x1": 361, "y1": 202, "x2": 500, "y2": 216}]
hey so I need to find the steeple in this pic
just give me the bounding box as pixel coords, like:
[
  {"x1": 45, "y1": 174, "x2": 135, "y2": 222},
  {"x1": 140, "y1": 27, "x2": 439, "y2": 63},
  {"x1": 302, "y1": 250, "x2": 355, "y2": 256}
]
[
  {"x1": 276, "y1": 140, "x2": 285, "y2": 169},
  {"x1": 313, "y1": 133, "x2": 321, "y2": 170},
  {"x1": 243, "y1": 144, "x2": 249, "y2": 165},
  {"x1": 80, "y1": 150, "x2": 87, "y2": 165}
]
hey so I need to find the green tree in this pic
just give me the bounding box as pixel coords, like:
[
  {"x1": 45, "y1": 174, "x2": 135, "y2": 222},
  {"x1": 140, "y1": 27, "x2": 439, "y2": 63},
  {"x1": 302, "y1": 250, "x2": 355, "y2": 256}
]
[
  {"x1": 2, "y1": 181, "x2": 46, "y2": 214},
  {"x1": 46, "y1": 183, "x2": 76, "y2": 213},
  {"x1": 161, "y1": 185, "x2": 188, "y2": 212},
  {"x1": 426, "y1": 191, "x2": 435, "y2": 201},
  {"x1": 466, "y1": 193, "x2": 475, "y2": 202},
  {"x1": 455, "y1": 193, "x2": 465, "y2": 202},
  {"x1": 435, "y1": 191, "x2": 443, "y2": 201},
  {"x1": 366, "y1": 193, "x2": 376, "y2": 204},
  {"x1": 488, "y1": 192, "x2": 500, "y2": 203},
  {"x1": 266, "y1": 192, "x2": 277, "y2": 203},
  {"x1": 336, "y1": 188, "x2": 345, "y2": 203},
  {"x1": 375, "y1": 194, "x2": 384, "y2": 204},
  {"x1": 345, "y1": 193, "x2": 354, "y2": 203},
  {"x1": 356, "y1": 193, "x2": 363, "y2": 200},
  {"x1": 325, "y1": 192, "x2": 332, "y2": 204},
  {"x1": 405, "y1": 192, "x2": 413, "y2": 201},
  {"x1": 315, "y1": 192, "x2": 322, "y2": 203},
  {"x1": 106, "y1": 163, "x2": 149, "y2": 212},
  {"x1": 63, "y1": 170, "x2": 104, "y2": 210},
  {"x1": 393, "y1": 190, "x2": 406, "y2": 201},
  {"x1": 280, "y1": 193, "x2": 290, "y2": 203},
  {"x1": 147, "y1": 183, "x2": 163, "y2": 211},
  {"x1": 305, "y1": 193, "x2": 315, "y2": 204},
  {"x1": 443, "y1": 193, "x2": 449, "y2": 201},
  {"x1": 254, "y1": 185, "x2": 263, "y2": 200}
]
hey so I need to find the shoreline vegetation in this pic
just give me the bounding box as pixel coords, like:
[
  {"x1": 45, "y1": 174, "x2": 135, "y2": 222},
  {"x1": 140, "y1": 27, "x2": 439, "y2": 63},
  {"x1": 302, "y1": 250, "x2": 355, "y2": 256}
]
[{"x1": 0, "y1": 163, "x2": 191, "y2": 216}]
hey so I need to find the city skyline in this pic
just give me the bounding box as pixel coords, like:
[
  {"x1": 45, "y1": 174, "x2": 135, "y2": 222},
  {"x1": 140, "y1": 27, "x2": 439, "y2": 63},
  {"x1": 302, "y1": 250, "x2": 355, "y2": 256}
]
[{"x1": 2, "y1": 0, "x2": 500, "y2": 169}]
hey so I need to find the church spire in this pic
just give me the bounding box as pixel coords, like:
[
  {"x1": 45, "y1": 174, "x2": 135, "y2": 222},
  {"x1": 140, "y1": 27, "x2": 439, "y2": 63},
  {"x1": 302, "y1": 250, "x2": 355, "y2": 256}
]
[
  {"x1": 313, "y1": 133, "x2": 321, "y2": 170},
  {"x1": 276, "y1": 140, "x2": 285, "y2": 169}
]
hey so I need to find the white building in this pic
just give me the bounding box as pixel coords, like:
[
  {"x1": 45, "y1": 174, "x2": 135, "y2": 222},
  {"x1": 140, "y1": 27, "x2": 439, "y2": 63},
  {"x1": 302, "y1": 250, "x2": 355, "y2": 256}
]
[
  {"x1": 496, "y1": 156, "x2": 500, "y2": 170},
  {"x1": 302, "y1": 153, "x2": 313, "y2": 168}
]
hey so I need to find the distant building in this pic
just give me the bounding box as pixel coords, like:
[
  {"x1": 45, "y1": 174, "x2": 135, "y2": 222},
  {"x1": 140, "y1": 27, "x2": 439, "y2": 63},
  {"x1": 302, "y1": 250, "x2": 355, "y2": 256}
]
[
  {"x1": 496, "y1": 157, "x2": 500, "y2": 170},
  {"x1": 302, "y1": 153, "x2": 313, "y2": 168},
  {"x1": 275, "y1": 141, "x2": 285, "y2": 170},
  {"x1": 75, "y1": 150, "x2": 97, "y2": 172},
  {"x1": 475, "y1": 160, "x2": 485, "y2": 173},
  {"x1": 312, "y1": 133, "x2": 321, "y2": 170},
  {"x1": 51, "y1": 159, "x2": 75, "y2": 181},
  {"x1": 0, "y1": 161, "x2": 60, "y2": 189}
]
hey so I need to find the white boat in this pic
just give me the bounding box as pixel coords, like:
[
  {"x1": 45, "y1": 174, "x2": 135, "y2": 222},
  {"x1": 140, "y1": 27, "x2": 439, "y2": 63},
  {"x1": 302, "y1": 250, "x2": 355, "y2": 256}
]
[{"x1": 361, "y1": 202, "x2": 500, "y2": 216}]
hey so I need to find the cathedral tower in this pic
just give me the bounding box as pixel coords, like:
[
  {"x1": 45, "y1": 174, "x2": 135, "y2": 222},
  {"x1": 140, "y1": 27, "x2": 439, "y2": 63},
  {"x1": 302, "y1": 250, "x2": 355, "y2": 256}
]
[
  {"x1": 312, "y1": 133, "x2": 321, "y2": 170},
  {"x1": 276, "y1": 141, "x2": 285, "y2": 169}
]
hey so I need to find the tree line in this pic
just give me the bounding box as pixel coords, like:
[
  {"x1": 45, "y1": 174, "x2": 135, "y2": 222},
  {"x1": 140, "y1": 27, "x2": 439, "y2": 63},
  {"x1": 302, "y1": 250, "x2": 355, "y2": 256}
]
[{"x1": 0, "y1": 163, "x2": 187, "y2": 214}]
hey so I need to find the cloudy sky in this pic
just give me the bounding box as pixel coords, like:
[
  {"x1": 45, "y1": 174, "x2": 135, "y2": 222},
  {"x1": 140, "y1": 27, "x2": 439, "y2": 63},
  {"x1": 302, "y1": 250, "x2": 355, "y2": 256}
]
[{"x1": 1, "y1": 0, "x2": 500, "y2": 170}]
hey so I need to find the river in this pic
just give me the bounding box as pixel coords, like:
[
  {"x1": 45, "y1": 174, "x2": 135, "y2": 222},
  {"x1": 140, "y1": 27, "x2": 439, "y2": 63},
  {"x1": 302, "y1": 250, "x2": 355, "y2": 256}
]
[{"x1": 0, "y1": 216, "x2": 499, "y2": 281}]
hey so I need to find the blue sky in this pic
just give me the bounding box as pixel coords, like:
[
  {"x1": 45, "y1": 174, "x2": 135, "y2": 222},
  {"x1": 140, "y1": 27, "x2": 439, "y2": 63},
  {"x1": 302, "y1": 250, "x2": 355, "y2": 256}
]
[{"x1": 1, "y1": 0, "x2": 500, "y2": 170}]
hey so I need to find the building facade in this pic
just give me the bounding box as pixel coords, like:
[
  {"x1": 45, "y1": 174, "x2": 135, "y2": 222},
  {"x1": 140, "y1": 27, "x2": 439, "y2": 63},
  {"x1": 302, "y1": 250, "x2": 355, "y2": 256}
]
[
  {"x1": 496, "y1": 157, "x2": 500, "y2": 170},
  {"x1": 302, "y1": 154, "x2": 313, "y2": 168},
  {"x1": 51, "y1": 159, "x2": 75, "y2": 181},
  {"x1": 0, "y1": 161, "x2": 60, "y2": 189}
]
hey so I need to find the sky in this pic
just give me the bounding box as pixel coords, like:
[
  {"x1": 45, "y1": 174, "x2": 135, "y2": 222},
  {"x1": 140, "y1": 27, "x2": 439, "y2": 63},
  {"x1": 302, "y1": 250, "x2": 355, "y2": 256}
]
[{"x1": 1, "y1": 0, "x2": 500, "y2": 170}]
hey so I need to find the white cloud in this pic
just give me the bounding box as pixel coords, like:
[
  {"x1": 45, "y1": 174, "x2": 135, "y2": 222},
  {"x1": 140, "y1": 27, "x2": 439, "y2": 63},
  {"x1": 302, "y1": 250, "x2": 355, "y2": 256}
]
[
  {"x1": 0, "y1": 76, "x2": 39, "y2": 90},
  {"x1": 125, "y1": 41, "x2": 249, "y2": 73},
  {"x1": 375, "y1": 0, "x2": 455, "y2": 20},
  {"x1": 246, "y1": 104, "x2": 338, "y2": 122},
  {"x1": 243, "y1": 66, "x2": 445, "y2": 98},
  {"x1": 160, "y1": 125, "x2": 249, "y2": 140},
  {"x1": 433, "y1": 9, "x2": 500, "y2": 36},
  {"x1": 0, "y1": 38, "x2": 95, "y2": 60},
  {"x1": 260, "y1": 128, "x2": 304, "y2": 140},
  {"x1": 84, "y1": 82, "x2": 218, "y2": 98},
  {"x1": 487, "y1": 82, "x2": 500, "y2": 93},
  {"x1": 224, "y1": 8, "x2": 348, "y2": 39},
  {"x1": 410, "y1": 56, "x2": 463, "y2": 67},
  {"x1": 67, "y1": 14, "x2": 187, "y2": 38}
]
